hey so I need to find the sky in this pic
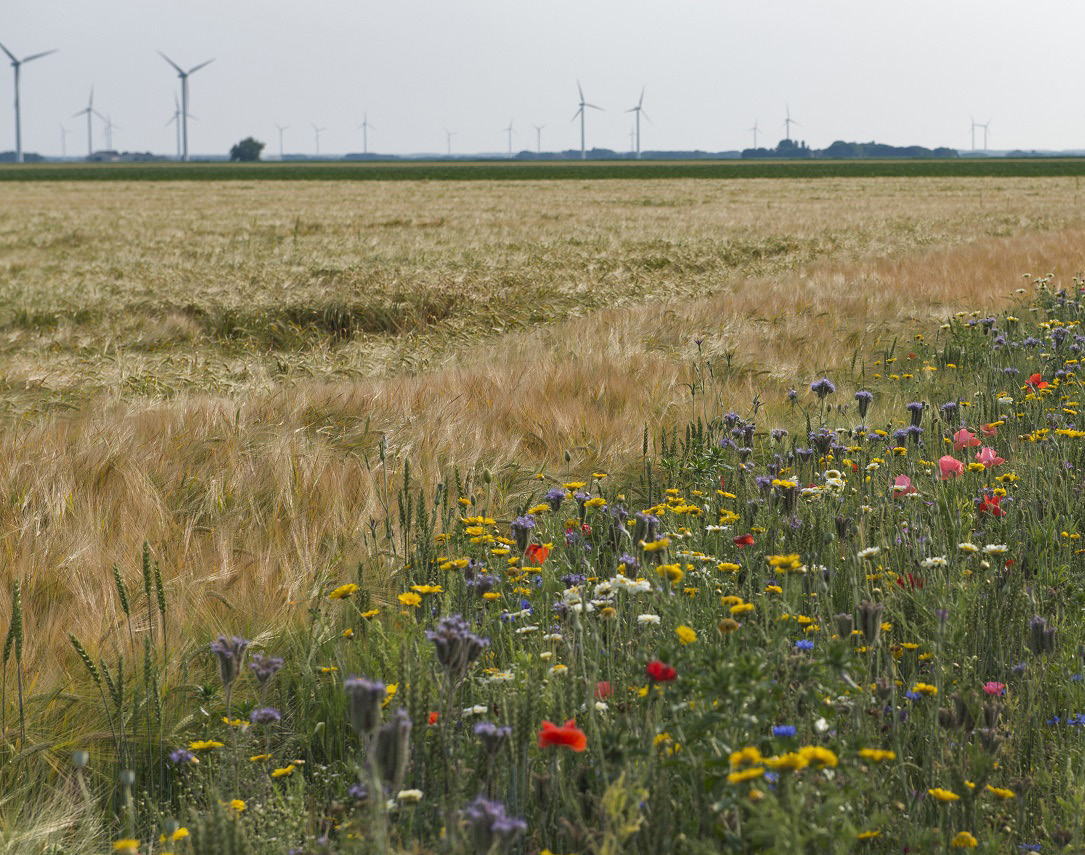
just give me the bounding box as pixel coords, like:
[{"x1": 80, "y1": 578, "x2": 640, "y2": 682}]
[{"x1": 3, "y1": 0, "x2": 1083, "y2": 158}]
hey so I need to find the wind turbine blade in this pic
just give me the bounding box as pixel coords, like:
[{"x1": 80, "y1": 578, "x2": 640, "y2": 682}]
[
  {"x1": 21, "y1": 49, "x2": 58, "y2": 64},
  {"x1": 586, "y1": 103, "x2": 603, "y2": 111},
  {"x1": 625, "y1": 107, "x2": 636, "y2": 113},
  {"x1": 638, "y1": 86, "x2": 645, "y2": 109},
  {"x1": 571, "y1": 108, "x2": 582, "y2": 122},
  {"x1": 92, "y1": 109, "x2": 107, "y2": 121},
  {"x1": 88, "y1": 86, "x2": 94, "y2": 108},
  {"x1": 187, "y1": 59, "x2": 214, "y2": 75},
  {"x1": 157, "y1": 50, "x2": 184, "y2": 75},
  {"x1": 174, "y1": 92, "x2": 180, "y2": 110},
  {"x1": 166, "y1": 115, "x2": 177, "y2": 127},
  {"x1": 641, "y1": 111, "x2": 653, "y2": 125},
  {"x1": 577, "y1": 79, "x2": 584, "y2": 101},
  {"x1": 0, "y1": 41, "x2": 16, "y2": 63},
  {"x1": 71, "y1": 108, "x2": 87, "y2": 119}
]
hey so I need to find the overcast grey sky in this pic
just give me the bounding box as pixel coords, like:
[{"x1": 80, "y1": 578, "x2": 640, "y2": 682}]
[{"x1": 4, "y1": 1, "x2": 1083, "y2": 157}]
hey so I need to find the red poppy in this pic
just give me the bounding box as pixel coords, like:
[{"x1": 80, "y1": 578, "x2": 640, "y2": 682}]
[
  {"x1": 978, "y1": 494, "x2": 1005, "y2": 517},
  {"x1": 427, "y1": 711, "x2": 439, "y2": 725},
  {"x1": 525, "y1": 543, "x2": 550, "y2": 565},
  {"x1": 733, "y1": 533, "x2": 755, "y2": 548},
  {"x1": 720, "y1": 476, "x2": 727, "y2": 490},
  {"x1": 646, "y1": 660, "x2": 677, "y2": 682},
  {"x1": 895, "y1": 573, "x2": 925, "y2": 590},
  {"x1": 1027, "y1": 373, "x2": 1049, "y2": 390},
  {"x1": 595, "y1": 681, "x2": 612, "y2": 700},
  {"x1": 538, "y1": 719, "x2": 587, "y2": 752}
]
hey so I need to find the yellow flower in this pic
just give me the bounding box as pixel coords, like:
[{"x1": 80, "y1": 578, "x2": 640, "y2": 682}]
[
  {"x1": 584, "y1": 497, "x2": 607, "y2": 508},
  {"x1": 641, "y1": 538, "x2": 670, "y2": 552},
  {"x1": 341, "y1": 628, "x2": 354, "y2": 638},
  {"x1": 727, "y1": 766, "x2": 765, "y2": 784},
  {"x1": 271, "y1": 764, "x2": 296, "y2": 778},
  {"x1": 858, "y1": 748, "x2": 896, "y2": 763},
  {"x1": 721, "y1": 595, "x2": 744, "y2": 606},
  {"x1": 950, "y1": 831, "x2": 978, "y2": 848},
  {"x1": 730, "y1": 603, "x2": 755, "y2": 615},
  {"x1": 658, "y1": 563, "x2": 683, "y2": 585},
  {"x1": 717, "y1": 618, "x2": 741, "y2": 634},
  {"x1": 410, "y1": 584, "x2": 444, "y2": 594},
  {"x1": 986, "y1": 785, "x2": 1015, "y2": 799},
  {"x1": 319, "y1": 666, "x2": 338, "y2": 674},
  {"x1": 764, "y1": 752, "x2": 808, "y2": 772},
  {"x1": 249, "y1": 753, "x2": 271, "y2": 762},
  {"x1": 113, "y1": 842, "x2": 141, "y2": 854},
  {"x1": 383, "y1": 684, "x2": 398, "y2": 707},
  {"x1": 718, "y1": 561, "x2": 741, "y2": 573},
  {"x1": 361, "y1": 609, "x2": 379, "y2": 619},
  {"x1": 222, "y1": 798, "x2": 246, "y2": 812},
  {"x1": 397, "y1": 592, "x2": 422, "y2": 607},
  {"x1": 189, "y1": 740, "x2": 225, "y2": 751},
  {"x1": 563, "y1": 481, "x2": 587, "y2": 489},
  {"x1": 675, "y1": 625, "x2": 697, "y2": 644},
  {"x1": 928, "y1": 787, "x2": 959, "y2": 802},
  {"x1": 912, "y1": 682, "x2": 938, "y2": 696},
  {"x1": 798, "y1": 745, "x2": 838, "y2": 768},
  {"x1": 729, "y1": 746, "x2": 763, "y2": 767},
  {"x1": 329, "y1": 583, "x2": 359, "y2": 600},
  {"x1": 159, "y1": 828, "x2": 190, "y2": 844},
  {"x1": 857, "y1": 831, "x2": 881, "y2": 840},
  {"x1": 767, "y1": 553, "x2": 802, "y2": 573},
  {"x1": 765, "y1": 585, "x2": 782, "y2": 594}
]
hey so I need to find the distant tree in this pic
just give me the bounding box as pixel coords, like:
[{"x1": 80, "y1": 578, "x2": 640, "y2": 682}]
[{"x1": 229, "y1": 137, "x2": 265, "y2": 162}]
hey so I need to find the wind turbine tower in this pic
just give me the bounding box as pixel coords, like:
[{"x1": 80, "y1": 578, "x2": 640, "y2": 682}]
[
  {"x1": 358, "y1": 112, "x2": 375, "y2": 155},
  {"x1": 312, "y1": 124, "x2": 326, "y2": 156},
  {"x1": 158, "y1": 51, "x2": 213, "y2": 162},
  {"x1": 72, "y1": 88, "x2": 99, "y2": 157},
  {"x1": 783, "y1": 104, "x2": 800, "y2": 142},
  {"x1": 625, "y1": 87, "x2": 649, "y2": 159},
  {"x1": 166, "y1": 94, "x2": 183, "y2": 158},
  {"x1": 504, "y1": 119, "x2": 514, "y2": 158},
  {"x1": 59, "y1": 125, "x2": 71, "y2": 158},
  {"x1": 0, "y1": 40, "x2": 58, "y2": 163},
  {"x1": 572, "y1": 80, "x2": 603, "y2": 160},
  {"x1": 102, "y1": 114, "x2": 119, "y2": 151},
  {"x1": 970, "y1": 115, "x2": 977, "y2": 152},
  {"x1": 533, "y1": 123, "x2": 545, "y2": 154},
  {"x1": 749, "y1": 119, "x2": 760, "y2": 149},
  {"x1": 979, "y1": 119, "x2": 991, "y2": 152},
  {"x1": 274, "y1": 124, "x2": 288, "y2": 159},
  {"x1": 445, "y1": 129, "x2": 454, "y2": 157}
]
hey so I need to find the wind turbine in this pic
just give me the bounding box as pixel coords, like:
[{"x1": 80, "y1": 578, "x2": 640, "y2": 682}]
[
  {"x1": 59, "y1": 124, "x2": 71, "y2": 158},
  {"x1": 572, "y1": 80, "x2": 603, "y2": 160},
  {"x1": 102, "y1": 114, "x2": 119, "y2": 151},
  {"x1": 0, "y1": 40, "x2": 58, "y2": 163},
  {"x1": 625, "y1": 87, "x2": 650, "y2": 159},
  {"x1": 532, "y1": 123, "x2": 545, "y2": 154},
  {"x1": 72, "y1": 87, "x2": 99, "y2": 157},
  {"x1": 358, "y1": 112, "x2": 375, "y2": 155},
  {"x1": 312, "y1": 124, "x2": 326, "y2": 156},
  {"x1": 274, "y1": 123, "x2": 288, "y2": 159},
  {"x1": 158, "y1": 51, "x2": 213, "y2": 162},
  {"x1": 445, "y1": 128, "x2": 455, "y2": 157},
  {"x1": 978, "y1": 119, "x2": 991, "y2": 152},
  {"x1": 970, "y1": 115, "x2": 977, "y2": 152},
  {"x1": 503, "y1": 119, "x2": 514, "y2": 158},
  {"x1": 782, "y1": 104, "x2": 800, "y2": 142},
  {"x1": 748, "y1": 119, "x2": 760, "y2": 149},
  {"x1": 165, "y1": 93, "x2": 195, "y2": 159}
]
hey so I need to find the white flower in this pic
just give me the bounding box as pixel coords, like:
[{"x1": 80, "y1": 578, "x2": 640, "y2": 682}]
[
  {"x1": 857, "y1": 546, "x2": 881, "y2": 560},
  {"x1": 549, "y1": 664, "x2": 568, "y2": 676},
  {"x1": 958, "y1": 542, "x2": 979, "y2": 554},
  {"x1": 542, "y1": 633, "x2": 563, "y2": 642},
  {"x1": 462, "y1": 705, "x2": 487, "y2": 716},
  {"x1": 865, "y1": 461, "x2": 881, "y2": 471},
  {"x1": 801, "y1": 486, "x2": 824, "y2": 496},
  {"x1": 814, "y1": 717, "x2": 830, "y2": 733},
  {"x1": 983, "y1": 544, "x2": 1009, "y2": 555},
  {"x1": 487, "y1": 670, "x2": 515, "y2": 683},
  {"x1": 705, "y1": 524, "x2": 731, "y2": 532},
  {"x1": 595, "y1": 701, "x2": 609, "y2": 712},
  {"x1": 627, "y1": 579, "x2": 652, "y2": 594},
  {"x1": 824, "y1": 476, "x2": 846, "y2": 490},
  {"x1": 637, "y1": 613, "x2": 661, "y2": 626},
  {"x1": 920, "y1": 556, "x2": 948, "y2": 568},
  {"x1": 396, "y1": 789, "x2": 423, "y2": 803},
  {"x1": 593, "y1": 581, "x2": 613, "y2": 597},
  {"x1": 515, "y1": 625, "x2": 539, "y2": 635}
]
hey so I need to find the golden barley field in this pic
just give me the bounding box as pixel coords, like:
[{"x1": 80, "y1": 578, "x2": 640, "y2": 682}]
[{"x1": 2, "y1": 176, "x2": 1085, "y2": 681}]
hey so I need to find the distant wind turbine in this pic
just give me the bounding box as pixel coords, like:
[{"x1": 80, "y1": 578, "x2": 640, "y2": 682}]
[
  {"x1": 0, "y1": 39, "x2": 58, "y2": 163},
  {"x1": 532, "y1": 123, "x2": 546, "y2": 154},
  {"x1": 165, "y1": 94, "x2": 195, "y2": 159},
  {"x1": 274, "y1": 123, "x2": 288, "y2": 159},
  {"x1": 358, "y1": 112, "x2": 375, "y2": 155},
  {"x1": 312, "y1": 124, "x2": 326, "y2": 156},
  {"x1": 625, "y1": 87, "x2": 650, "y2": 159},
  {"x1": 72, "y1": 87, "x2": 99, "y2": 157},
  {"x1": 102, "y1": 114, "x2": 119, "y2": 151},
  {"x1": 59, "y1": 125, "x2": 71, "y2": 158},
  {"x1": 970, "y1": 115, "x2": 977, "y2": 152},
  {"x1": 782, "y1": 104, "x2": 800, "y2": 142},
  {"x1": 158, "y1": 50, "x2": 213, "y2": 162},
  {"x1": 978, "y1": 119, "x2": 991, "y2": 152},
  {"x1": 748, "y1": 119, "x2": 760, "y2": 149},
  {"x1": 572, "y1": 80, "x2": 603, "y2": 160},
  {"x1": 504, "y1": 119, "x2": 515, "y2": 158},
  {"x1": 445, "y1": 128, "x2": 455, "y2": 157}
]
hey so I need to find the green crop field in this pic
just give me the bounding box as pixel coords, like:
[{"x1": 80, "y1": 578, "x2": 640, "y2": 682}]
[{"x1": 3, "y1": 157, "x2": 1085, "y2": 182}]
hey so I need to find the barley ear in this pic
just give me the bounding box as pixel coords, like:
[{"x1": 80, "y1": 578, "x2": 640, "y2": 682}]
[{"x1": 113, "y1": 564, "x2": 131, "y2": 618}]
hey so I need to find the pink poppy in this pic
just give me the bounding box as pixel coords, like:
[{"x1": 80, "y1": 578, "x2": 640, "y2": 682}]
[
  {"x1": 892, "y1": 474, "x2": 917, "y2": 495},
  {"x1": 952, "y1": 428, "x2": 981, "y2": 450},
  {"x1": 938, "y1": 455, "x2": 964, "y2": 480},
  {"x1": 975, "y1": 447, "x2": 1005, "y2": 469},
  {"x1": 982, "y1": 681, "x2": 1006, "y2": 697},
  {"x1": 980, "y1": 423, "x2": 998, "y2": 437}
]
